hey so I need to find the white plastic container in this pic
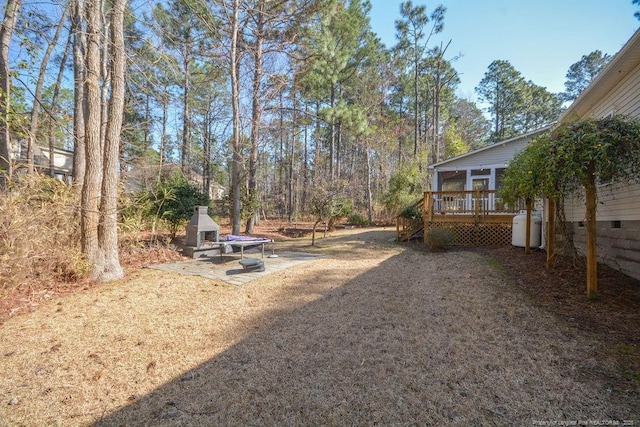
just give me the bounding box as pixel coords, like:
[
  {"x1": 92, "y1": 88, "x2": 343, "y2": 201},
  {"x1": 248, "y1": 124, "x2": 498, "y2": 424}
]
[{"x1": 512, "y1": 211, "x2": 542, "y2": 248}]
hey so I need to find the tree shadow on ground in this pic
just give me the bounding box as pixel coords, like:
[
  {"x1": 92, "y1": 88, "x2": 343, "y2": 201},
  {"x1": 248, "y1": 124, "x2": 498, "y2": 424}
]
[{"x1": 92, "y1": 242, "x2": 639, "y2": 426}]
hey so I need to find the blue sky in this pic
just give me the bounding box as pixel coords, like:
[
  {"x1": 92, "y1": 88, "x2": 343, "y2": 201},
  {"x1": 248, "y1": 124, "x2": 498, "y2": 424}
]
[{"x1": 369, "y1": 0, "x2": 640, "y2": 101}]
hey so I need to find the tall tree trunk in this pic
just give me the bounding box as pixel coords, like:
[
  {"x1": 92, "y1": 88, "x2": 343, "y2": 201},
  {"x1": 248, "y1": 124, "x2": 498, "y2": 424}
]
[
  {"x1": 585, "y1": 170, "x2": 598, "y2": 299},
  {"x1": 246, "y1": 0, "x2": 264, "y2": 234},
  {"x1": 413, "y1": 50, "x2": 419, "y2": 157},
  {"x1": 28, "y1": 4, "x2": 69, "y2": 174},
  {"x1": 99, "y1": 0, "x2": 109, "y2": 150},
  {"x1": 203, "y1": 108, "x2": 211, "y2": 195},
  {"x1": 302, "y1": 102, "x2": 309, "y2": 209},
  {"x1": 49, "y1": 32, "x2": 72, "y2": 178},
  {"x1": 181, "y1": 41, "x2": 191, "y2": 175},
  {"x1": 81, "y1": 0, "x2": 103, "y2": 266},
  {"x1": 495, "y1": 86, "x2": 502, "y2": 140},
  {"x1": 329, "y1": 83, "x2": 335, "y2": 179},
  {"x1": 365, "y1": 144, "x2": 373, "y2": 224},
  {"x1": 423, "y1": 94, "x2": 429, "y2": 162},
  {"x1": 229, "y1": 0, "x2": 242, "y2": 235},
  {"x1": 314, "y1": 100, "x2": 321, "y2": 180},
  {"x1": 160, "y1": 91, "x2": 168, "y2": 166},
  {"x1": 288, "y1": 93, "x2": 295, "y2": 222},
  {"x1": 144, "y1": 86, "x2": 150, "y2": 152},
  {"x1": 433, "y1": 75, "x2": 441, "y2": 163},
  {"x1": 278, "y1": 88, "x2": 284, "y2": 207},
  {"x1": 96, "y1": 0, "x2": 125, "y2": 282},
  {"x1": 72, "y1": 0, "x2": 86, "y2": 188},
  {"x1": 0, "y1": 0, "x2": 20, "y2": 188},
  {"x1": 336, "y1": 120, "x2": 342, "y2": 179}
]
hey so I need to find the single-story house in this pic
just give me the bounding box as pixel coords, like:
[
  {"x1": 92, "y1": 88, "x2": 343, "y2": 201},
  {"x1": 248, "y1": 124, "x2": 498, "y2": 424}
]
[
  {"x1": 9, "y1": 139, "x2": 226, "y2": 201},
  {"x1": 430, "y1": 125, "x2": 552, "y2": 195},
  {"x1": 398, "y1": 127, "x2": 551, "y2": 245}
]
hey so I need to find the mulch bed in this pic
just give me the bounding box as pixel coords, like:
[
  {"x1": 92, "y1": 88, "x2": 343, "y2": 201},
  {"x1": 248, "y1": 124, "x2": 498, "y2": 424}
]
[
  {"x1": 400, "y1": 240, "x2": 640, "y2": 388},
  {"x1": 401, "y1": 239, "x2": 640, "y2": 350},
  {"x1": 478, "y1": 246, "x2": 640, "y2": 348},
  {"x1": 475, "y1": 245, "x2": 640, "y2": 388}
]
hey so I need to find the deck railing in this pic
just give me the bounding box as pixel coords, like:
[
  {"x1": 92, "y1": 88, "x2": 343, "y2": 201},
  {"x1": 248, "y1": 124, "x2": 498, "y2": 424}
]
[
  {"x1": 424, "y1": 190, "x2": 525, "y2": 220},
  {"x1": 397, "y1": 191, "x2": 526, "y2": 242}
]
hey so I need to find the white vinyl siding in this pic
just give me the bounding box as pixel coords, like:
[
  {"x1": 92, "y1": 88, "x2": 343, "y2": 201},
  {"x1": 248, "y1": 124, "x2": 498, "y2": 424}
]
[
  {"x1": 565, "y1": 182, "x2": 640, "y2": 222},
  {"x1": 564, "y1": 60, "x2": 640, "y2": 222},
  {"x1": 433, "y1": 138, "x2": 530, "y2": 171},
  {"x1": 584, "y1": 61, "x2": 640, "y2": 118}
]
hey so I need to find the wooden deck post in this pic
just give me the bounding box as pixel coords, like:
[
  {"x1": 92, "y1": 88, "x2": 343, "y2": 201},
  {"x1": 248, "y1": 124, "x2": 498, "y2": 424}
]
[
  {"x1": 525, "y1": 198, "x2": 532, "y2": 254},
  {"x1": 585, "y1": 181, "x2": 598, "y2": 299},
  {"x1": 546, "y1": 198, "x2": 556, "y2": 269},
  {"x1": 425, "y1": 192, "x2": 434, "y2": 223}
]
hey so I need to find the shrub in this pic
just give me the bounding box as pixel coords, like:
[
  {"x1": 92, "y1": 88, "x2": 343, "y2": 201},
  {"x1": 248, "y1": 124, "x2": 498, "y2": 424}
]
[
  {"x1": 347, "y1": 212, "x2": 368, "y2": 227},
  {"x1": 0, "y1": 174, "x2": 89, "y2": 289},
  {"x1": 425, "y1": 228, "x2": 454, "y2": 251},
  {"x1": 383, "y1": 163, "x2": 424, "y2": 213},
  {"x1": 119, "y1": 188, "x2": 154, "y2": 234},
  {"x1": 129, "y1": 172, "x2": 210, "y2": 235},
  {"x1": 399, "y1": 203, "x2": 421, "y2": 220}
]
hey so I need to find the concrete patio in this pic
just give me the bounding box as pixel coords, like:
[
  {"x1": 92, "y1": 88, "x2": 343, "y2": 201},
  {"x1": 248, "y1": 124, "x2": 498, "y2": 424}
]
[{"x1": 148, "y1": 250, "x2": 324, "y2": 286}]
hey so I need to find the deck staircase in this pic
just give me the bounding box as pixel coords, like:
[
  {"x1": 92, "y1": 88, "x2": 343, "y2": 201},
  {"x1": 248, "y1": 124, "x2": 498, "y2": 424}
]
[{"x1": 396, "y1": 198, "x2": 424, "y2": 242}]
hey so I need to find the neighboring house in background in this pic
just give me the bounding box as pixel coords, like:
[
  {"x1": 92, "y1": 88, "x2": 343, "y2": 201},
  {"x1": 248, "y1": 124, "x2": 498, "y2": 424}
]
[
  {"x1": 125, "y1": 162, "x2": 226, "y2": 201},
  {"x1": 9, "y1": 139, "x2": 227, "y2": 202},
  {"x1": 556, "y1": 27, "x2": 640, "y2": 280},
  {"x1": 10, "y1": 139, "x2": 74, "y2": 183}
]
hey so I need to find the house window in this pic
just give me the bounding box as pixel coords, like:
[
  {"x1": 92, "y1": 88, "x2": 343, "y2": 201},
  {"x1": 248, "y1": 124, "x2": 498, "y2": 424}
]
[
  {"x1": 472, "y1": 177, "x2": 490, "y2": 191},
  {"x1": 611, "y1": 220, "x2": 621, "y2": 229},
  {"x1": 442, "y1": 180, "x2": 464, "y2": 191},
  {"x1": 495, "y1": 168, "x2": 506, "y2": 191}
]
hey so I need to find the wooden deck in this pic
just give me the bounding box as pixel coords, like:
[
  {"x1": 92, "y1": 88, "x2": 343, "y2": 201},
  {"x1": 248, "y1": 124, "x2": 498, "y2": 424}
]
[{"x1": 398, "y1": 190, "x2": 526, "y2": 246}]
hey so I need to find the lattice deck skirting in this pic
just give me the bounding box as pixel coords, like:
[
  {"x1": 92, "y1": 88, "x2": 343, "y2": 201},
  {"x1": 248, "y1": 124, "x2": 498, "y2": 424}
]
[{"x1": 425, "y1": 221, "x2": 513, "y2": 246}]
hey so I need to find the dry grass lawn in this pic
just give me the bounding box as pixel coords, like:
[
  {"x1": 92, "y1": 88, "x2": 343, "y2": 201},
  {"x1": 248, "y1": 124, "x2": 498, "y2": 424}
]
[{"x1": 0, "y1": 228, "x2": 638, "y2": 426}]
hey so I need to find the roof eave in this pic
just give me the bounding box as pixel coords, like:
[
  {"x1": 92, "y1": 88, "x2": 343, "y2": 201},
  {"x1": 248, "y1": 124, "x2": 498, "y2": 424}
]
[
  {"x1": 427, "y1": 124, "x2": 553, "y2": 169},
  {"x1": 560, "y1": 28, "x2": 640, "y2": 121}
]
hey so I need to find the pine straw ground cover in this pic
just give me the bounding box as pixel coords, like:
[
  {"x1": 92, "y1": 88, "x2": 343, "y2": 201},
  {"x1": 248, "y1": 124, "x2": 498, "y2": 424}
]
[{"x1": 0, "y1": 228, "x2": 638, "y2": 426}]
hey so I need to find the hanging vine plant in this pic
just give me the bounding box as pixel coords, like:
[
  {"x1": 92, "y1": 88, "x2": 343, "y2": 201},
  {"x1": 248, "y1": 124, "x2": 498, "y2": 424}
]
[
  {"x1": 500, "y1": 114, "x2": 640, "y2": 299},
  {"x1": 546, "y1": 115, "x2": 640, "y2": 299},
  {"x1": 499, "y1": 134, "x2": 555, "y2": 206}
]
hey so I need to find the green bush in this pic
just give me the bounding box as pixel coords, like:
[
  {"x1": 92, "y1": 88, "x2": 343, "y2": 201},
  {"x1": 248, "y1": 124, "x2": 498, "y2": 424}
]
[
  {"x1": 160, "y1": 175, "x2": 210, "y2": 234},
  {"x1": 331, "y1": 196, "x2": 353, "y2": 218},
  {"x1": 347, "y1": 212, "x2": 368, "y2": 227},
  {"x1": 425, "y1": 228, "x2": 454, "y2": 251},
  {"x1": 400, "y1": 203, "x2": 421, "y2": 220},
  {"x1": 128, "y1": 172, "x2": 210, "y2": 236},
  {"x1": 383, "y1": 163, "x2": 424, "y2": 213},
  {"x1": 119, "y1": 188, "x2": 154, "y2": 234}
]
